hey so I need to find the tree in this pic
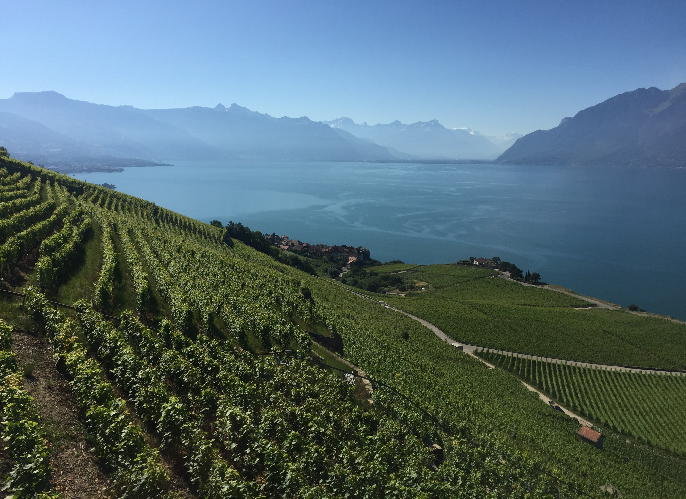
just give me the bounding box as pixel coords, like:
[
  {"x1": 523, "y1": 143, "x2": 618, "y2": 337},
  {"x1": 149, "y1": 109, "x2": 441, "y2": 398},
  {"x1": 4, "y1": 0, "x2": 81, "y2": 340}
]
[
  {"x1": 0, "y1": 146, "x2": 8, "y2": 158},
  {"x1": 530, "y1": 272, "x2": 541, "y2": 284},
  {"x1": 509, "y1": 265, "x2": 523, "y2": 280},
  {"x1": 209, "y1": 220, "x2": 223, "y2": 228},
  {"x1": 628, "y1": 304, "x2": 639, "y2": 311}
]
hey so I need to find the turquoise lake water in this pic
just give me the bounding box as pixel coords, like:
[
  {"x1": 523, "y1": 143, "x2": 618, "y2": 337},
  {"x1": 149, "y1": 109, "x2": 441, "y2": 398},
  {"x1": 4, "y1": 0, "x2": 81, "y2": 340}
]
[{"x1": 73, "y1": 161, "x2": 686, "y2": 321}]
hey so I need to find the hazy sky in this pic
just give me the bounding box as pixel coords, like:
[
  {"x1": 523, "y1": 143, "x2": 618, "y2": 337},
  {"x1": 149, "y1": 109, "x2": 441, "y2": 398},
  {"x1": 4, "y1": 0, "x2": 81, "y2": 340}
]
[{"x1": 2, "y1": 1, "x2": 685, "y2": 136}]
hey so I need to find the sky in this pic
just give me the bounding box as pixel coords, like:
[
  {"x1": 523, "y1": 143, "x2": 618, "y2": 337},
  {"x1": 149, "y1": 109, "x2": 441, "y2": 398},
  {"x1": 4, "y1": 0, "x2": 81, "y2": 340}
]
[{"x1": 1, "y1": 1, "x2": 685, "y2": 136}]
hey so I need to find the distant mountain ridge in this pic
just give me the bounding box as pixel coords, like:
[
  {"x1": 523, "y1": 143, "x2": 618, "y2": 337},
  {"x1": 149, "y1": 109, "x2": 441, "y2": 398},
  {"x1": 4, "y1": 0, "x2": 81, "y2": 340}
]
[
  {"x1": 323, "y1": 117, "x2": 503, "y2": 160},
  {"x1": 0, "y1": 91, "x2": 398, "y2": 166},
  {"x1": 496, "y1": 82, "x2": 686, "y2": 167}
]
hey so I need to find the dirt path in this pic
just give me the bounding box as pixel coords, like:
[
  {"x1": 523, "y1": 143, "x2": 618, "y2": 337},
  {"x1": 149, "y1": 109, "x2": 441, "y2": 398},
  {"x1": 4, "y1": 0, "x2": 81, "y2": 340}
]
[
  {"x1": 542, "y1": 285, "x2": 620, "y2": 310},
  {"x1": 12, "y1": 331, "x2": 112, "y2": 498},
  {"x1": 473, "y1": 348, "x2": 686, "y2": 376},
  {"x1": 311, "y1": 340, "x2": 374, "y2": 401},
  {"x1": 326, "y1": 278, "x2": 685, "y2": 428},
  {"x1": 12, "y1": 330, "x2": 196, "y2": 498},
  {"x1": 385, "y1": 303, "x2": 595, "y2": 426}
]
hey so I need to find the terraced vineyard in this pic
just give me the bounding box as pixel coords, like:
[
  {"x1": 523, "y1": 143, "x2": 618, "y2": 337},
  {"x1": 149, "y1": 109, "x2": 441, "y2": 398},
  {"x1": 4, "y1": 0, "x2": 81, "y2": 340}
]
[
  {"x1": 382, "y1": 265, "x2": 686, "y2": 370},
  {"x1": 1, "y1": 155, "x2": 686, "y2": 497},
  {"x1": 477, "y1": 350, "x2": 686, "y2": 455}
]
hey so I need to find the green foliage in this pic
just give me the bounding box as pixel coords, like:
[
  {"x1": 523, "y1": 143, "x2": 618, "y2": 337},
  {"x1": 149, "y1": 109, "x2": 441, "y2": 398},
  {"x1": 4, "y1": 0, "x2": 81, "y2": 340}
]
[
  {"x1": 91, "y1": 217, "x2": 116, "y2": 309},
  {"x1": 0, "y1": 193, "x2": 41, "y2": 219},
  {"x1": 24, "y1": 289, "x2": 171, "y2": 497},
  {"x1": 479, "y1": 350, "x2": 686, "y2": 455},
  {"x1": 0, "y1": 320, "x2": 55, "y2": 497},
  {"x1": 117, "y1": 222, "x2": 150, "y2": 312},
  {"x1": 3, "y1": 158, "x2": 686, "y2": 497},
  {"x1": 340, "y1": 262, "x2": 405, "y2": 292},
  {"x1": 36, "y1": 211, "x2": 91, "y2": 289},
  {"x1": 224, "y1": 221, "x2": 315, "y2": 273},
  {"x1": 382, "y1": 266, "x2": 686, "y2": 369},
  {"x1": 0, "y1": 196, "x2": 68, "y2": 272}
]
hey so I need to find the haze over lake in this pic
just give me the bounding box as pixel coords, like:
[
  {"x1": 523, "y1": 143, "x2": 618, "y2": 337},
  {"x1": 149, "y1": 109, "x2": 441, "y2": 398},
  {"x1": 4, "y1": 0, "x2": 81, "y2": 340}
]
[{"x1": 74, "y1": 161, "x2": 686, "y2": 321}]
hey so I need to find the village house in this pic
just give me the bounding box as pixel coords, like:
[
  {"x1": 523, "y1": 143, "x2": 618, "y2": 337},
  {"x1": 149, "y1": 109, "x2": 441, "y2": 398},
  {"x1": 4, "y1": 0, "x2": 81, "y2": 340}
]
[
  {"x1": 576, "y1": 426, "x2": 604, "y2": 449},
  {"x1": 471, "y1": 257, "x2": 491, "y2": 266},
  {"x1": 264, "y1": 234, "x2": 370, "y2": 262}
]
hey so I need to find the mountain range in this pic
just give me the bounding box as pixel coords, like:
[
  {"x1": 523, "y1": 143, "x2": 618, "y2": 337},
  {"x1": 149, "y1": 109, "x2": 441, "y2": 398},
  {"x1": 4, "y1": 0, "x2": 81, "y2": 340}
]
[
  {"x1": 8, "y1": 83, "x2": 681, "y2": 170},
  {"x1": 497, "y1": 82, "x2": 686, "y2": 167},
  {"x1": 0, "y1": 92, "x2": 512, "y2": 169},
  {"x1": 323, "y1": 118, "x2": 514, "y2": 160},
  {"x1": 0, "y1": 92, "x2": 399, "y2": 166}
]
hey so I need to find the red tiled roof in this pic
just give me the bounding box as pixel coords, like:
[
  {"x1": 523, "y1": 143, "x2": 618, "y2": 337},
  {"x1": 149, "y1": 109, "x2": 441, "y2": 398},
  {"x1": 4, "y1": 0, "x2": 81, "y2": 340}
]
[{"x1": 577, "y1": 426, "x2": 601, "y2": 442}]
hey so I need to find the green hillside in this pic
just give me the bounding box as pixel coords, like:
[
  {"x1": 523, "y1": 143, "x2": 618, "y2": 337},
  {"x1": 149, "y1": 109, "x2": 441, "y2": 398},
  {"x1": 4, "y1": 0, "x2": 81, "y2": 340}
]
[
  {"x1": 0, "y1": 155, "x2": 685, "y2": 497},
  {"x1": 381, "y1": 264, "x2": 686, "y2": 369},
  {"x1": 477, "y1": 350, "x2": 686, "y2": 455}
]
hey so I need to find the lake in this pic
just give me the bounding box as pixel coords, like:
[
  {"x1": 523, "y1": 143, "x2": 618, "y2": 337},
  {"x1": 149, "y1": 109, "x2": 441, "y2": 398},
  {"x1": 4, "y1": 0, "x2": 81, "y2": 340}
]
[{"x1": 73, "y1": 161, "x2": 686, "y2": 321}]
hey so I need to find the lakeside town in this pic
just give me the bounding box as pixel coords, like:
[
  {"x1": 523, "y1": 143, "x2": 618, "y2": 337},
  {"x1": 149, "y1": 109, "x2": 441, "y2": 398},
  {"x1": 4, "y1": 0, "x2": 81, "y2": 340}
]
[{"x1": 264, "y1": 233, "x2": 371, "y2": 265}]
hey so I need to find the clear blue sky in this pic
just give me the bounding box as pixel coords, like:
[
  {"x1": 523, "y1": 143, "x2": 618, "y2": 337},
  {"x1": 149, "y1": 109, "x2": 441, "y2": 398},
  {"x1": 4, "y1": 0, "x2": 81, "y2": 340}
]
[{"x1": 2, "y1": 0, "x2": 685, "y2": 136}]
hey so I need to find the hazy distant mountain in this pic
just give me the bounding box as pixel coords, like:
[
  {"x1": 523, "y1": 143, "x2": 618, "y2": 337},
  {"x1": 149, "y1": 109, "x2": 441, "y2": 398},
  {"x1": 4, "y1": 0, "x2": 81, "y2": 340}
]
[
  {"x1": 496, "y1": 83, "x2": 686, "y2": 167},
  {"x1": 0, "y1": 110, "x2": 172, "y2": 172},
  {"x1": 0, "y1": 111, "x2": 92, "y2": 156},
  {"x1": 0, "y1": 92, "x2": 397, "y2": 165},
  {"x1": 323, "y1": 117, "x2": 502, "y2": 160},
  {"x1": 142, "y1": 103, "x2": 395, "y2": 161},
  {"x1": 0, "y1": 92, "x2": 218, "y2": 161}
]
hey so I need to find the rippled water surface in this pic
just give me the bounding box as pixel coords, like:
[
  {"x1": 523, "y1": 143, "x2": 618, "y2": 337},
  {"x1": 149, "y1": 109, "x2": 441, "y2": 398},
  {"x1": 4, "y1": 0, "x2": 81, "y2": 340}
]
[{"x1": 74, "y1": 161, "x2": 686, "y2": 320}]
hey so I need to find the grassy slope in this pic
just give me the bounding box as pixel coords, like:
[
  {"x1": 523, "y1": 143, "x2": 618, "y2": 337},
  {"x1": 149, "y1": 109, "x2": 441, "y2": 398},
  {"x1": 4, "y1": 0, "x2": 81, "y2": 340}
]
[{"x1": 381, "y1": 265, "x2": 686, "y2": 369}]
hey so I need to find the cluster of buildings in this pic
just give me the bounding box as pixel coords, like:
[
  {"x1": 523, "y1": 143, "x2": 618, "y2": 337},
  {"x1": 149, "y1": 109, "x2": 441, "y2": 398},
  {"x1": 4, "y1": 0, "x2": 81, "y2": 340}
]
[
  {"x1": 461, "y1": 257, "x2": 498, "y2": 268},
  {"x1": 264, "y1": 233, "x2": 370, "y2": 264}
]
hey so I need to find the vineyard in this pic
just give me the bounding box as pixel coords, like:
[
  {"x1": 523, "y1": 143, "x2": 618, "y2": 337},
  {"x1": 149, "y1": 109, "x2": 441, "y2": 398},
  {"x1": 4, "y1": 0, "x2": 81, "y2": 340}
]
[
  {"x1": 0, "y1": 156, "x2": 685, "y2": 497},
  {"x1": 476, "y1": 350, "x2": 686, "y2": 455},
  {"x1": 382, "y1": 265, "x2": 686, "y2": 370}
]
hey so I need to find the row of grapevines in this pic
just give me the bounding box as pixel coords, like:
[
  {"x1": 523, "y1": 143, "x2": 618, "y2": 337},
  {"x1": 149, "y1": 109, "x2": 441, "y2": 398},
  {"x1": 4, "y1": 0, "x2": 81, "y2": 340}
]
[
  {"x1": 75, "y1": 304, "x2": 253, "y2": 498},
  {"x1": 0, "y1": 171, "x2": 22, "y2": 186},
  {"x1": 0, "y1": 204, "x2": 69, "y2": 272},
  {"x1": 0, "y1": 175, "x2": 32, "y2": 193},
  {"x1": 0, "y1": 188, "x2": 29, "y2": 203},
  {"x1": 24, "y1": 288, "x2": 171, "y2": 498},
  {"x1": 116, "y1": 222, "x2": 150, "y2": 312},
  {"x1": 92, "y1": 218, "x2": 116, "y2": 309},
  {"x1": 36, "y1": 210, "x2": 91, "y2": 289},
  {"x1": 0, "y1": 192, "x2": 42, "y2": 219},
  {"x1": 142, "y1": 227, "x2": 221, "y2": 332},
  {"x1": 0, "y1": 198, "x2": 56, "y2": 243},
  {"x1": 478, "y1": 350, "x2": 686, "y2": 454},
  {"x1": 39, "y1": 207, "x2": 84, "y2": 256},
  {"x1": 0, "y1": 320, "x2": 57, "y2": 498},
  {"x1": 130, "y1": 224, "x2": 194, "y2": 333}
]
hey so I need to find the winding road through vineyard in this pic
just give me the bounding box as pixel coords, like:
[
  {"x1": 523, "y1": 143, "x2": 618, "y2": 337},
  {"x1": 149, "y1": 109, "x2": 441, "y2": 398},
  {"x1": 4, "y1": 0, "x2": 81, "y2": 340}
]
[
  {"x1": 2, "y1": 157, "x2": 686, "y2": 498},
  {"x1": 331, "y1": 278, "x2": 686, "y2": 432}
]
